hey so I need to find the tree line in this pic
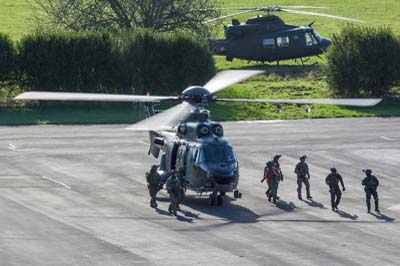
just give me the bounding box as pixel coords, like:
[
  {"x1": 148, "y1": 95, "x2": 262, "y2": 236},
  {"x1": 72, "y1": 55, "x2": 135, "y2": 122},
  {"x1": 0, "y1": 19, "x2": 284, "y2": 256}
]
[{"x1": 0, "y1": 30, "x2": 216, "y2": 96}]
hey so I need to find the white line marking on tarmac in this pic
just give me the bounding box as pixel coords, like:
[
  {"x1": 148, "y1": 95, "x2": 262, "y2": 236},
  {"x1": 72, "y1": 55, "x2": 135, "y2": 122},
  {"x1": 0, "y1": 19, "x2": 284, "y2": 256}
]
[
  {"x1": 380, "y1": 136, "x2": 394, "y2": 141},
  {"x1": 388, "y1": 204, "x2": 400, "y2": 212},
  {"x1": 237, "y1": 120, "x2": 283, "y2": 124},
  {"x1": 138, "y1": 140, "x2": 150, "y2": 146},
  {"x1": 8, "y1": 143, "x2": 17, "y2": 150},
  {"x1": 41, "y1": 176, "x2": 71, "y2": 190}
]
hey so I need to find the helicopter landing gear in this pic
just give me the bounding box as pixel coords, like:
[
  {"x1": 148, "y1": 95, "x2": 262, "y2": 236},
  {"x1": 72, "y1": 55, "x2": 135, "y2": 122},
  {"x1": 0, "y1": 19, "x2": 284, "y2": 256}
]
[
  {"x1": 208, "y1": 191, "x2": 225, "y2": 206},
  {"x1": 234, "y1": 189, "x2": 242, "y2": 199}
]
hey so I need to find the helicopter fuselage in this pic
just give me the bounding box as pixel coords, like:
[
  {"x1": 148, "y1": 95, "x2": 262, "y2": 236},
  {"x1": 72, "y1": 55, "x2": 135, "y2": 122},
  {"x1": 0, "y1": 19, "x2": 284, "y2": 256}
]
[
  {"x1": 152, "y1": 109, "x2": 239, "y2": 195},
  {"x1": 211, "y1": 15, "x2": 331, "y2": 62}
]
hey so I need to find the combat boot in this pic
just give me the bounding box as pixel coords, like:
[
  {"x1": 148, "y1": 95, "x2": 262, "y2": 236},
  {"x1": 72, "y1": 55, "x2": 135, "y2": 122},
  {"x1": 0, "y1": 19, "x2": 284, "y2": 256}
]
[
  {"x1": 298, "y1": 195, "x2": 303, "y2": 200},
  {"x1": 366, "y1": 200, "x2": 371, "y2": 213},
  {"x1": 375, "y1": 199, "x2": 380, "y2": 213}
]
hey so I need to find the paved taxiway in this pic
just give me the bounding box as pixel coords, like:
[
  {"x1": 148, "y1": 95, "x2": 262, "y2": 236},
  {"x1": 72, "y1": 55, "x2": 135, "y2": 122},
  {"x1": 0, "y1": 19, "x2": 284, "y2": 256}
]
[{"x1": 1, "y1": 117, "x2": 400, "y2": 266}]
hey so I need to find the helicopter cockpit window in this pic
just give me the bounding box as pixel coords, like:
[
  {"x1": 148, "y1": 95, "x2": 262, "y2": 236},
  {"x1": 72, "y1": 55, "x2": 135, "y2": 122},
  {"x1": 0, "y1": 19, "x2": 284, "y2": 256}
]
[
  {"x1": 313, "y1": 30, "x2": 323, "y2": 43},
  {"x1": 262, "y1": 38, "x2": 275, "y2": 48},
  {"x1": 277, "y1": 36, "x2": 290, "y2": 47},
  {"x1": 198, "y1": 145, "x2": 236, "y2": 163},
  {"x1": 305, "y1": 32, "x2": 318, "y2": 46}
]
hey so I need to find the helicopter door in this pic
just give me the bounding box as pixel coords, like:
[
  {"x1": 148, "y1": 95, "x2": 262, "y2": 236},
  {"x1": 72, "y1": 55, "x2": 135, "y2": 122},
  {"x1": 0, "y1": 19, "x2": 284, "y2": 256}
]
[
  {"x1": 276, "y1": 36, "x2": 291, "y2": 60},
  {"x1": 170, "y1": 143, "x2": 179, "y2": 170},
  {"x1": 176, "y1": 145, "x2": 187, "y2": 170},
  {"x1": 262, "y1": 38, "x2": 276, "y2": 62}
]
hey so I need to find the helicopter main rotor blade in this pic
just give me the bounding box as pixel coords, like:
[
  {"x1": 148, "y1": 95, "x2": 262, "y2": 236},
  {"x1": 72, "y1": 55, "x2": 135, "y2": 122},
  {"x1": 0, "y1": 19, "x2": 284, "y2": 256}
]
[
  {"x1": 15, "y1": 91, "x2": 178, "y2": 102},
  {"x1": 126, "y1": 102, "x2": 195, "y2": 131},
  {"x1": 217, "y1": 98, "x2": 382, "y2": 107},
  {"x1": 203, "y1": 70, "x2": 265, "y2": 95},
  {"x1": 203, "y1": 9, "x2": 258, "y2": 23},
  {"x1": 198, "y1": 6, "x2": 327, "y2": 11},
  {"x1": 281, "y1": 8, "x2": 366, "y2": 23}
]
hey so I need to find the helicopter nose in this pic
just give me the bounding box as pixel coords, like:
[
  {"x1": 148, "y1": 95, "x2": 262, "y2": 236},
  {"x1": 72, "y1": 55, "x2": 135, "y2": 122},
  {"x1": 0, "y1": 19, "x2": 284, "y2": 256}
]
[{"x1": 321, "y1": 38, "x2": 332, "y2": 50}]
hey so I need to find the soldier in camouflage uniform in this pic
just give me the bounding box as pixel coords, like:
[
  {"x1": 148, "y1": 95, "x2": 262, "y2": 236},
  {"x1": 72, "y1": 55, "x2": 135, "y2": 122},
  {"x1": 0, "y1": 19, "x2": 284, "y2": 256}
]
[
  {"x1": 266, "y1": 154, "x2": 283, "y2": 204},
  {"x1": 362, "y1": 169, "x2": 380, "y2": 213},
  {"x1": 145, "y1": 164, "x2": 162, "y2": 208},
  {"x1": 294, "y1": 155, "x2": 312, "y2": 200},
  {"x1": 175, "y1": 167, "x2": 186, "y2": 211},
  {"x1": 325, "y1": 168, "x2": 346, "y2": 211},
  {"x1": 166, "y1": 172, "x2": 183, "y2": 215}
]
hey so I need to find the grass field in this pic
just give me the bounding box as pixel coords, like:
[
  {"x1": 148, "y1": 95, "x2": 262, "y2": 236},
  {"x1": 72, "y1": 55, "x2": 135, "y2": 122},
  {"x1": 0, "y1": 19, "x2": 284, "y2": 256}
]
[{"x1": 0, "y1": 0, "x2": 399, "y2": 125}]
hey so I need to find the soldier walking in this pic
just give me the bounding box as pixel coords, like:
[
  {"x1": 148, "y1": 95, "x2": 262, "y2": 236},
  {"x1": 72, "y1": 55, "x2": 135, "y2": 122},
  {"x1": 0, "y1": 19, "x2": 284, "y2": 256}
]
[
  {"x1": 325, "y1": 168, "x2": 346, "y2": 211},
  {"x1": 166, "y1": 172, "x2": 183, "y2": 215},
  {"x1": 295, "y1": 155, "x2": 312, "y2": 200},
  {"x1": 362, "y1": 169, "x2": 380, "y2": 213},
  {"x1": 261, "y1": 161, "x2": 271, "y2": 199},
  {"x1": 145, "y1": 164, "x2": 162, "y2": 208},
  {"x1": 266, "y1": 154, "x2": 283, "y2": 204},
  {"x1": 175, "y1": 168, "x2": 186, "y2": 211}
]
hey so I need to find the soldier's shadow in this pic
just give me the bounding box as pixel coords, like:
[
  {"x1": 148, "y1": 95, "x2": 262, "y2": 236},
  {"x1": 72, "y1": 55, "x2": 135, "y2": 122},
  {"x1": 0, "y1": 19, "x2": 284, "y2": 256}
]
[
  {"x1": 370, "y1": 212, "x2": 395, "y2": 222},
  {"x1": 275, "y1": 200, "x2": 297, "y2": 212},
  {"x1": 304, "y1": 199, "x2": 327, "y2": 209},
  {"x1": 183, "y1": 196, "x2": 259, "y2": 224},
  {"x1": 155, "y1": 207, "x2": 196, "y2": 223},
  {"x1": 336, "y1": 210, "x2": 359, "y2": 220}
]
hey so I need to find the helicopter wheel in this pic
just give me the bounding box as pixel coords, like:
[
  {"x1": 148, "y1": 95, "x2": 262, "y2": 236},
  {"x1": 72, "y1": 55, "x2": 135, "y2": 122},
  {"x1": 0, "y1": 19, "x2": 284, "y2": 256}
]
[
  {"x1": 217, "y1": 194, "x2": 223, "y2": 206},
  {"x1": 208, "y1": 191, "x2": 217, "y2": 206}
]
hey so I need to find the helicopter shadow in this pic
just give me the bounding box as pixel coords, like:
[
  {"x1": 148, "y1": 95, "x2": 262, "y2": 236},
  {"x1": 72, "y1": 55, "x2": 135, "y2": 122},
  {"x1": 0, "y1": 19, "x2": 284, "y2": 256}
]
[
  {"x1": 183, "y1": 196, "x2": 260, "y2": 224},
  {"x1": 304, "y1": 199, "x2": 327, "y2": 209},
  {"x1": 335, "y1": 209, "x2": 359, "y2": 220},
  {"x1": 369, "y1": 212, "x2": 395, "y2": 222}
]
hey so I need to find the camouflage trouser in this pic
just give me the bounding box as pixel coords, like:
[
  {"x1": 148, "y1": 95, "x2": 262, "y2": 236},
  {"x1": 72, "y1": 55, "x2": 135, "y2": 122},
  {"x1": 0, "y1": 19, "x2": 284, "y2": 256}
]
[
  {"x1": 365, "y1": 189, "x2": 379, "y2": 211},
  {"x1": 268, "y1": 178, "x2": 280, "y2": 202},
  {"x1": 168, "y1": 192, "x2": 179, "y2": 214},
  {"x1": 297, "y1": 176, "x2": 311, "y2": 198},
  {"x1": 329, "y1": 185, "x2": 342, "y2": 208},
  {"x1": 148, "y1": 185, "x2": 159, "y2": 207}
]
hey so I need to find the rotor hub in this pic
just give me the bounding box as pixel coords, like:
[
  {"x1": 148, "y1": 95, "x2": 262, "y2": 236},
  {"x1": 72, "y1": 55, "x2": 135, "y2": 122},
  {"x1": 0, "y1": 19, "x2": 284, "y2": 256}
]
[{"x1": 181, "y1": 86, "x2": 212, "y2": 104}]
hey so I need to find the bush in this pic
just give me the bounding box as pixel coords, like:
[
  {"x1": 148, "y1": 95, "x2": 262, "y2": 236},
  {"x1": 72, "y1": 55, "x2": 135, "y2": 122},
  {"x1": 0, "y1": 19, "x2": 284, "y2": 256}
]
[
  {"x1": 326, "y1": 25, "x2": 400, "y2": 97},
  {"x1": 18, "y1": 31, "x2": 118, "y2": 93},
  {"x1": 17, "y1": 29, "x2": 216, "y2": 95},
  {"x1": 114, "y1": 30, "x2": 215, "y2": 95},
  {"x1": 0, "y1": 33, "x2": 17, "y2": 82}
]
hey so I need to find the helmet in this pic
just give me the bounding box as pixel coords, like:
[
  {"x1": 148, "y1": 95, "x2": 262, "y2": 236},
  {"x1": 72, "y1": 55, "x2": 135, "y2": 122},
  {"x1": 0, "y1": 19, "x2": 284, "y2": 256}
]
[
  {"x1": 330, "y1": 167, "x2": 337, "y2": 173},
  {"x1": 300, "y1": 155, "x2": 307, "y2": 160}
]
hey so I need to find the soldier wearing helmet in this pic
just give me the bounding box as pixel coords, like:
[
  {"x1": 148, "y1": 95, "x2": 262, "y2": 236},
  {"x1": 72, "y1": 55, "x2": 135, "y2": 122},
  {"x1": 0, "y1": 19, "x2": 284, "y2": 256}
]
[
  {"x1": 294, "y1": 155, "x2": 312, "y2": 200},
  {"x1": 145, "y1": 164, "x2": 162, "y2": 208},
  {"x1": 362, "y1": 169, "x2": 380, "y2": 213},
  {"x1": 325, "y1": 167, "x2": 345, "y2": 211},
  {"x1": 265, "y1": 154, "x2": 283, "y2": 204}
]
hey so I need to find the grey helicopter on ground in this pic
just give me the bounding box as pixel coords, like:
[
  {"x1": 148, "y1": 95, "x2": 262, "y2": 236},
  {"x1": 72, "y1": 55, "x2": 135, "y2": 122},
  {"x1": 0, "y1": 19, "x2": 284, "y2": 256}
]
[
  {"x1": 206, "y1": 6, "x2": 365, "y2": 64},
  {"x1": 16, "y1": 70, "x2": 381, "y2": 205}
]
